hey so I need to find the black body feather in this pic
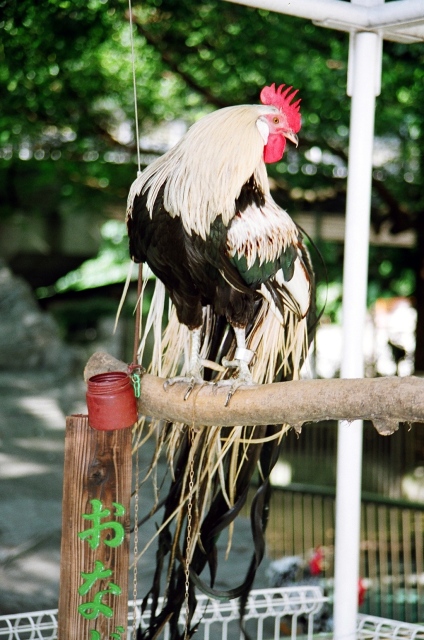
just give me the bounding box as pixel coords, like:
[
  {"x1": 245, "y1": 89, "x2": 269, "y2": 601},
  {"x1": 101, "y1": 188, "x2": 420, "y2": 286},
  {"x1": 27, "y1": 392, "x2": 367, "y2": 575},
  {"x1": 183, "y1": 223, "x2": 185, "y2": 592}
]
[{"x1": 128, "y1": 178, "x2": 270, "y2": 330}]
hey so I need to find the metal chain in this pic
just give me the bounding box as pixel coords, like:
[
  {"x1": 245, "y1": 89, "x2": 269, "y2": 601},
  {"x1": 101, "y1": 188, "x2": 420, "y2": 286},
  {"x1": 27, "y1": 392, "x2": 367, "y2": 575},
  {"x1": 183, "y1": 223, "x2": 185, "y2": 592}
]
[
  {"x1": 184, "y1": 425, "x2": 195, "y2": 640},
  {"x1": 132, "y1": 446, "x2": 140, "y2": 640}
]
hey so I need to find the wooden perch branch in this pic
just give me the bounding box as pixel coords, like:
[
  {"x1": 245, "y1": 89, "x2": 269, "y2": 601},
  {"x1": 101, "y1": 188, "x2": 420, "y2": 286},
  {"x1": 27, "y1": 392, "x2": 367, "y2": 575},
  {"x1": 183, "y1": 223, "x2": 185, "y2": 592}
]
[{"x1": 85, "y1": 352, "x2": 424, "y2": 436}]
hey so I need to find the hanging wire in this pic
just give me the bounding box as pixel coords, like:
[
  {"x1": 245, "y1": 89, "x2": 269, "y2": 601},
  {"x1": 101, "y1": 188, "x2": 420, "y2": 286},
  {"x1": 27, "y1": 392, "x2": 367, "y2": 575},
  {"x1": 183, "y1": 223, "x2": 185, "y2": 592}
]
[
  {"x1": 128, "y1": 0, "x2": 142, "y2": 177},
  {"x1": 128, "y1": 2, "x2": 142, "y2": 637},
  {"x1": 128, "y1": 0, "x2": 144, "y2": 366}
]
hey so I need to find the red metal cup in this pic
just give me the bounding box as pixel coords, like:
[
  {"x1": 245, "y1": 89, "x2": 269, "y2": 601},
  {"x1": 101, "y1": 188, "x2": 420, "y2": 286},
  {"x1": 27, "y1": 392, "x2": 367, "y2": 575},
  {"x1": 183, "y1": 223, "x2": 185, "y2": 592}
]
[{"x1": 86, "y1": 371, "x2": 137, "y2": 431}]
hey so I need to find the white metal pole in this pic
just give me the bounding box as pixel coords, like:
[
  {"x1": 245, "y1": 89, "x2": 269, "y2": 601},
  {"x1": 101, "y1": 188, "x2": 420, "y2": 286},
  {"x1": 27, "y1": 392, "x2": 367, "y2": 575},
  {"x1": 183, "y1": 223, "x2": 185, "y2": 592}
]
[
  {"x1": 333, "y1": 29, "x2": 382, "y2": 640},
  {"x1": 224, "y1": 0, "x2": 424, "y2": 37}
]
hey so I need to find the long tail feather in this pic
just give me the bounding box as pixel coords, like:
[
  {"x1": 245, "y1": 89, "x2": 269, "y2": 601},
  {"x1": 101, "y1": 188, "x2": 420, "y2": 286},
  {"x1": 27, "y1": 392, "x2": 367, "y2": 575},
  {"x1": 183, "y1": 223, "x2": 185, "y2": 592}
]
[{"x1": 134, "y1": 262, "x2": 313, "y2": 639}]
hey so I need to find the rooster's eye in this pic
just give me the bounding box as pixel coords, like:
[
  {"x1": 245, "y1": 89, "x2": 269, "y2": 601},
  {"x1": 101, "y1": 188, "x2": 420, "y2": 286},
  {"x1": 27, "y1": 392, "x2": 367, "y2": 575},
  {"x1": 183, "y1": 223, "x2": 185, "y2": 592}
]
[{"x1": 273, "y1": 117, "x2": 280, "y2": 125}]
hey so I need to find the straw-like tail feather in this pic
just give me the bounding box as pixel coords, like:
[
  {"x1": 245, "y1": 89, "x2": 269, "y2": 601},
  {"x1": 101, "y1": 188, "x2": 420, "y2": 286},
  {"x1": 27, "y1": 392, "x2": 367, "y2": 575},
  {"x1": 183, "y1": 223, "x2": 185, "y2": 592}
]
[
  {"x1": 134, "y1": 276, "x2": 310, "y2": 640},
  {"x1": 138, "y1": 421, "x2": 279, "y2": 640}
]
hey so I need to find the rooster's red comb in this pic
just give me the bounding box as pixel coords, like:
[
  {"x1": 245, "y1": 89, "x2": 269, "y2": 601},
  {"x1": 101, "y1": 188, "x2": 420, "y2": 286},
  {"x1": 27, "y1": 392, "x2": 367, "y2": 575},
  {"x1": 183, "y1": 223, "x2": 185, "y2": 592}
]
[{"x1": 260, "y1": 83, "x2": 301, "y2": 133}]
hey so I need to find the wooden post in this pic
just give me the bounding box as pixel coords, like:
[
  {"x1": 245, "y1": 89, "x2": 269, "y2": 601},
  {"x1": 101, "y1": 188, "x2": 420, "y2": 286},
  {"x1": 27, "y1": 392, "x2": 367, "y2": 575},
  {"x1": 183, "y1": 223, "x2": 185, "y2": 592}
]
[{"x1": 58, "y1": 415, "x2": 133, "y2": 640}]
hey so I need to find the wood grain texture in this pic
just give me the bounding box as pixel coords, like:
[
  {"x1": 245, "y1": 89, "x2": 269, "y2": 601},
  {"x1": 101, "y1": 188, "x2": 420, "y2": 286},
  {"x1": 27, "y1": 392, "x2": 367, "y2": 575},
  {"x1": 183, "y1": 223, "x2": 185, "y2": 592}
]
[
  {"x1": 58, "y1": 415, "x2": 132, "y2": 640},
  {"x1": 135, "y1": 374, "x2": 424, "y2": 434},
  {"x1": 85, "y1": 351, "x2": 424, "y2": 435}
]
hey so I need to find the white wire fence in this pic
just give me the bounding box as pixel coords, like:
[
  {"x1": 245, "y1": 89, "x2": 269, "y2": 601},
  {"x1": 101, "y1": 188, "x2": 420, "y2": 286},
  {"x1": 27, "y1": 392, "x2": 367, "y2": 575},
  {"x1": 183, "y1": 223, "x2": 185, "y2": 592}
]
[
  {"x1": 357, "y1": 614, "x2": 424, "y2": 640},
  {"x1": 1, "y1": 587, "x2": 424, "y2": 640},
  {"x1": 259, "y1": 484, "x2": 424, "y2": 623}
]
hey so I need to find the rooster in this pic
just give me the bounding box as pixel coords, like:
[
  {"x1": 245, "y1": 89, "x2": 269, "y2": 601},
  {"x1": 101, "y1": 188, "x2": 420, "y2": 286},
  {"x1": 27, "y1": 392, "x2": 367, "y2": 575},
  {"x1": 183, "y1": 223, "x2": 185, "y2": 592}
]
[
  {"x1": 267, "y1": 548, "x2": 367, "y2": 634},
  {"x1": 126, "y1": 84, "x2": 316, "y2": 640},
  {"x1": 267, "y1": 547, "x2": 326, "y2": 588},
  {"x1": 267, "y1": 547, "x2": 331, "y2": 634}
]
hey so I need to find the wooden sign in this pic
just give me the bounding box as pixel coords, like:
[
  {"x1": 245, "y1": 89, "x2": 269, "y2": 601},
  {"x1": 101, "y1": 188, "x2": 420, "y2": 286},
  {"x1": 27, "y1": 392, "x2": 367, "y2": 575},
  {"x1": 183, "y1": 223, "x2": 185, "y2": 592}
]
[{"x1": 58, "y1": 415, "x2": 132, "y2": 640}]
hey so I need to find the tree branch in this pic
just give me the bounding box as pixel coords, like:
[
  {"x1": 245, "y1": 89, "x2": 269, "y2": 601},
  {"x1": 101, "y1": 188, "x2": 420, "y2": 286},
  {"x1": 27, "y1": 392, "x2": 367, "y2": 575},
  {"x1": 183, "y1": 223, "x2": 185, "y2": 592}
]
[
  {"x1": 321, "y1": 135, "x2": 415, "y2": 234},
  {"x1": 127, "y1": 11, "x2": 229, "y2": 109},
  {"x1": 85, "y1": 352, "x2": 424, "y2": 436}
]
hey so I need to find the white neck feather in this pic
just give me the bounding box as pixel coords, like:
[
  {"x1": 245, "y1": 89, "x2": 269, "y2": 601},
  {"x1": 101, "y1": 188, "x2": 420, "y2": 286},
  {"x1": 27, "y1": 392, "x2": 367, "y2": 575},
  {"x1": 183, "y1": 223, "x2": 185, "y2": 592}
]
[{"x1": 127, "y1": 105, "x2": 276, "y2": 239}]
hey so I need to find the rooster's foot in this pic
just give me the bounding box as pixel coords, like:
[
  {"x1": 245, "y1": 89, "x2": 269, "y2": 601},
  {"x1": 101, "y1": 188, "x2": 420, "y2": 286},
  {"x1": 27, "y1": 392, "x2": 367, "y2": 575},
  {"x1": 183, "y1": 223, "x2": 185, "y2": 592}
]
[
  {"x1": 221, "y1": 351, "x2": 256, "y2": 406},
  {"x1": 220, "y1": 374, "x2": 255, "y2": 407},
  {"x1": 163, "y1": 373, "x2": 206, "y2": 401}
]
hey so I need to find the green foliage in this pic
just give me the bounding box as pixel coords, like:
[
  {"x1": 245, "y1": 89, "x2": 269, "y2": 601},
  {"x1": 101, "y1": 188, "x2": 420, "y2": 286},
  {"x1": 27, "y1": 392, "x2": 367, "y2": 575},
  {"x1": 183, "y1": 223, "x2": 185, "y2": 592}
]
[
  {"x1": 2, "y1": 0, "x2": 119, "y2": 141},
  {"x1": 36, "y1": 220, "x2": 133, "y2": 297},
  {"x1": 315, "y1": 241, "x2": 416, "y2": 323}
]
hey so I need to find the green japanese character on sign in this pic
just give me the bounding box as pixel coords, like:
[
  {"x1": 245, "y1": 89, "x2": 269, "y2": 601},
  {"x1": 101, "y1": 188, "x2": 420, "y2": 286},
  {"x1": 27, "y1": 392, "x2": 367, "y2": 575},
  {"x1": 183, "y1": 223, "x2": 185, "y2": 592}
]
[
  {"x1": 79, "y1": 561, "x2": 113, "y2": 597},
  {"x1": 78, "y1": 583, "x2": 122, "y2": 620},
  {"x1": 89, "y1": 626, "x2": 125, "y2": 640},
  {"x1": 78, "y1": 499, "x2": 126, "y2": 549}
]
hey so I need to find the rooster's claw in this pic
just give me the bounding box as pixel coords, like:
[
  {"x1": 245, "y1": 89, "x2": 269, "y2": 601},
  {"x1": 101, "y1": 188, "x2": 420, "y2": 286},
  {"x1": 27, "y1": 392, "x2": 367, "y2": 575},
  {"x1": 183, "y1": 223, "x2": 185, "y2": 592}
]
[{"x1": 163, "y1": 375, "x2": 206, "y2": 401}]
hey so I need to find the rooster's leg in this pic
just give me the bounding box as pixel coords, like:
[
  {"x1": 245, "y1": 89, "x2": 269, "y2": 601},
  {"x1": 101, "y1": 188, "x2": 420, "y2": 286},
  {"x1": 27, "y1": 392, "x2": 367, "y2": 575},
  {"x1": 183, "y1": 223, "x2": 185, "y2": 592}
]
[
  {"x1": 164, "y1": 327, "x2": 205, "y2": 400},
  {"x1": 221, "y1": 326, "x2": 256, "y2": 406}
]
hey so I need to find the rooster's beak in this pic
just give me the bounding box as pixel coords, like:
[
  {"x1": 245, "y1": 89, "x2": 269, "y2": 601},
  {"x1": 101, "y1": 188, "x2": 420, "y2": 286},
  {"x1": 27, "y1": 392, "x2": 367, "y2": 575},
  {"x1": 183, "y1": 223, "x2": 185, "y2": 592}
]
[{"x1": 284, "y1": 131, "x2": 299, "y2": 147}]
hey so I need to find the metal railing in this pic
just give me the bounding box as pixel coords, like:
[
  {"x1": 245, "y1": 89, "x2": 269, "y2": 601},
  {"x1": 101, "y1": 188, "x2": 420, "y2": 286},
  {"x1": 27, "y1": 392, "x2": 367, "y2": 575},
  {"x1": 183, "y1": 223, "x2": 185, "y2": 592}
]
[
  {"x1": 2, "y1": 588, "x2": 424, "y2": 640},
  {"x1": 0, "y1": 587, "x2": 328, "y2": 640},
  {"x1": 258, "y1": 484, "x2": 424, "y2": 624}
]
